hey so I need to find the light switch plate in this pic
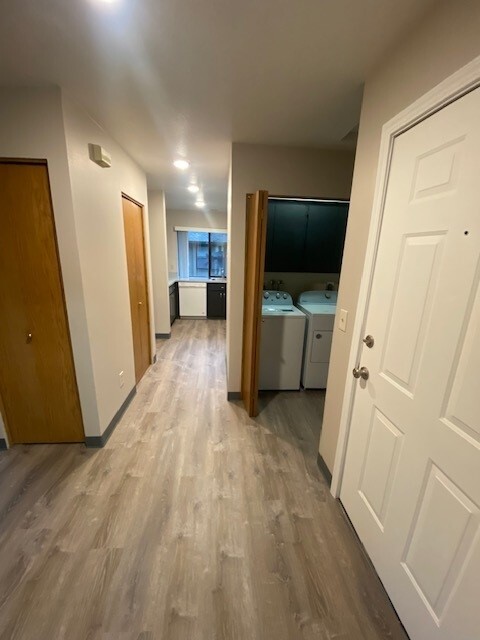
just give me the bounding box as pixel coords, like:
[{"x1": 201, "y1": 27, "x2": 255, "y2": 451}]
[{"x1": 338, "y1": 309, "x2": 348, "y2": 333}]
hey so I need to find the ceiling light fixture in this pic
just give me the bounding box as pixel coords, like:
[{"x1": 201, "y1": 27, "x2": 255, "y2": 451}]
[
  {"x1": 173, "y1": 159, "x2": 189, "y2": 170},
  {"x1": 195, "y1": 199, "x2": 205, "y2": 208},
  {"x1": 188, "y1": 184, "x2": 200, "y2": 193}
]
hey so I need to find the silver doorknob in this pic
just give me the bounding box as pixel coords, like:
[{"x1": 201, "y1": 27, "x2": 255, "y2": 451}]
[
  {"x1": 363, "y1": 335, "x2": 374, "y2": 348},
  {"x1": 353, "y1": 366, "x2": 369, "y2": 380},
  {"x1": 138, "y1": 301, "x2": 143, "y2": 306}
]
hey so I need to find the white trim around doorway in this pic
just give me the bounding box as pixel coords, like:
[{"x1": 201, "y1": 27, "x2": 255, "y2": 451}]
[{"x1": 330, "y1": 54, "x2": 480, "y2": 498}]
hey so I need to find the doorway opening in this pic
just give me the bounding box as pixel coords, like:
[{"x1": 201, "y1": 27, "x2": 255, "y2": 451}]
[{"x1": 241, "y1": 191, "x2": 349, "y2": 450}]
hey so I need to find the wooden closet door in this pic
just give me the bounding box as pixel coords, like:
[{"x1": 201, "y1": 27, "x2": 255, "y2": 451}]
[
  {"x1": 0, "y1": 161, "x2": 84, "y2": 444},
  {"x1": 122, "y1": 196, "x2": 151, "y2": 384},
  {"x1": 241, "y1": 190, "x2": 268, "y2": 417}
]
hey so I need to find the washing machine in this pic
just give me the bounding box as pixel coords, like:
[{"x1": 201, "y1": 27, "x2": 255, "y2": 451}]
[
  {"x1": 259, "y1": 291, "x2": 306, "y2": 391},
  {"x1": 296, "y1": 290, "x2": 337, "y2": 389}
]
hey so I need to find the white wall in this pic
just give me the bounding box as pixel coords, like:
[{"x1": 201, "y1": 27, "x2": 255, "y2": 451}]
[
  {"x1": 165, "y1": 209, "x2": 228, "y2": 275},
  {"x1": 0, "y1": 86, "x2": 154, "y2": 441},
  {"x1": 62, "y1": 92, "x2": 154, "y2": 434},
  {"x1": 0, "y1": 87, "x2": 97, "y2": 440},
  {"x1": 149, "y1": 191, "x2": 171, "y2": 336},
  {"x1": 227, "y1": 143, "x2": 355, "y2": 392},
  {"x1": 320, "y1": 0, "x2": 480, "y2": 472}
]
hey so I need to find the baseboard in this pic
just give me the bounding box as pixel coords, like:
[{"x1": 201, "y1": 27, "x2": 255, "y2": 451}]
[
  {"x1": 85, "y1": 386, "x2": 136, "y2": 448},
  {"x1": 227, "y1": 391, "x2": 241, "y2": 401},
  {"x1": 0, "y1": 438, "x2": 7, "y2": 451},
  {"x1": 317, "y1": 452, "x2": 332, "y2": 487},
  {"x1": 155, "y1": 333, "x2": 171, "y2": 339}
]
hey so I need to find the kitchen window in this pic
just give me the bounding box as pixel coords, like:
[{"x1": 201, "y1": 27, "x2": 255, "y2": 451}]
[{"x1": 177, "y1": 231, "x2": 227, "y2": 278}]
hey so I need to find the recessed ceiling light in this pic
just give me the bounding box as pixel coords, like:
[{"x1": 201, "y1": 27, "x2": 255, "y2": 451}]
[
  {"x1": 195, "y1": 200, "x2": 205, "y2": 208},
  {"x1": 188, "y1": 184, "x2": 200, "y2": 194},
  {"x1": 173, "y1": 159, "x2": 189, "y2": 170}
]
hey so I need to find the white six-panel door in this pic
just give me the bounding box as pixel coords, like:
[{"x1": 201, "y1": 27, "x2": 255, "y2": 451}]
[{"x1": 341, "y1": 87, "x2": 480, "y2": 640}]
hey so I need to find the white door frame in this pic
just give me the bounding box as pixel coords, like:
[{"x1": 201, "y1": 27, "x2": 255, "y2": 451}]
[{"x1": 331, "y1": 54, "x2": 480, "y2": 498}]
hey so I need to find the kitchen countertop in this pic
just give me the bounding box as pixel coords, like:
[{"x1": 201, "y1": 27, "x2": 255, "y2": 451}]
[{"x1": 168, "y1": 276, "x2": 227, "y2": 286}]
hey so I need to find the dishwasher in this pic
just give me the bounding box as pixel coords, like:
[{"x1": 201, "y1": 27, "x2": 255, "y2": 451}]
[{"x1": 178, "y1": 282, "x2": 207, "y2": 317}]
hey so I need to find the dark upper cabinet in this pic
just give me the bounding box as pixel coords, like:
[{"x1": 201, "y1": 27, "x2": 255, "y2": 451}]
[
  {"x1": 265, "y1": 199, "x2": 349, "y2": 274},
  {"x1": 265, "y1": 201, "x2": 308, "y2": 272},
  {"x1": 304, "y1": 202, "x2": 349, "y2": 273},
  {"x1": 207, "y1": 283, "x2": 226, "y2": 318}
]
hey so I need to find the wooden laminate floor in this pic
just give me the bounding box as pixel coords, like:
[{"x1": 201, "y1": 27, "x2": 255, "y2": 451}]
[{"x1": 0, "y1": 320, "x2": 408, "y2": 640}]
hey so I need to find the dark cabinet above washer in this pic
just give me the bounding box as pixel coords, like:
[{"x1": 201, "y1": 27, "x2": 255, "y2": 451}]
[{"x1": 265, "y1": 199, "x2": 349, "y2": 273}]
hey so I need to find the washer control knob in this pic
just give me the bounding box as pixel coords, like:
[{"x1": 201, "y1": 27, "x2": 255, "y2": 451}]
[
  {"x1": 283, "y1": 293, "x2": 287, "y2": 299},
  {"x1": 276, "y1": 293, "x2": 281, "y2": 299},
  {"x1": 263, "y1": 292, "x2": 269, "y2": 299}
]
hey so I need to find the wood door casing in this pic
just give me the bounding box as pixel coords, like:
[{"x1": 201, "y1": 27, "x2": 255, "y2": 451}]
[
  {"x1": 0, "y1": 160, "x2": 84, "y2": 444},
  {"x1": 241, "y1": 191, "x2": 268, "y2": 417},
  {"x1": 122, "y1": 195, "x2": 151, "y2": 384}
]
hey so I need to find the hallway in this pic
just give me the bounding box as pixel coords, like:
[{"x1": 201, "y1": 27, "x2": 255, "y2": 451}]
[{"x1": 0, "y1": 320, "x2": 407, "y2": 639}]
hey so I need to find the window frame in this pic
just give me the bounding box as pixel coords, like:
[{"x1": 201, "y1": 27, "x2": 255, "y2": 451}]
[{"x1": 176, "y1": 228, "x2": 228, "y2": 279}]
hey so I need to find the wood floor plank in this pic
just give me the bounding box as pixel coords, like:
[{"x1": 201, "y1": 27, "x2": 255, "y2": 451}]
[{"x1": 0, "y1": 319, "x2": 408, "y2": 640}]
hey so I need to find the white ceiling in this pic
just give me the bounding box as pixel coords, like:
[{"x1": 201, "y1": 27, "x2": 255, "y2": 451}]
[{"x1": 0, "y1": 0, "x2": 436, "y2": 212}]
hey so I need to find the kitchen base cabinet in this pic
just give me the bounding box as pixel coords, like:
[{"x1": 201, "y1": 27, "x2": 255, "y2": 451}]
[
  {"x1": 169, "y1": 282, "x2": 178, "y2": 325},
  {"x1": 207, "y1": 283, "x2": 226, "y2": 319}
]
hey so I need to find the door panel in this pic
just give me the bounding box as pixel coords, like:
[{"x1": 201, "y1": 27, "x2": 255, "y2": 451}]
[
  {"x1": 241, "y1": 191, "x2": 268, "y2": 416},
  {"x1": 341, "y1": 88, "x2": 480, "y2": 640},
  {"x1": 122, "y1": 196, "x2": 151, "y2": 384},
  {"x1": 0, "y1": 161, "x2": 84, "y2": 443},
  {"x1": 402, "y1": 463, "x2": 479, "y2": 621},
  {"x1": 441, "y1": 277, "x2": 480, "y2": 444}
]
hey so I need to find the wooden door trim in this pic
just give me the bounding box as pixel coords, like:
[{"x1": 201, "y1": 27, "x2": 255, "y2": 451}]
[
  {"x1": 121, "y1": 192, "x2": 144, "y2": 209},
  {"x1": 121, "y1": 194, "x2": 153, "y2": 369},
  {"x1": 330, "y1": 53, "x2": 480, "y2": 498},
  {"x1": 0, "y1": 160, "x2": 85, "y2": 444},
  {"x1": 0, "y1": 157, "x2": 47, "y2": 166}
]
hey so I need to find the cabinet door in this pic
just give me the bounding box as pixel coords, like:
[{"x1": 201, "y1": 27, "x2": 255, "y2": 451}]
[
  {"x1": 304, "y1": 202, "x2": 349, "y2": 273},
  {"x1": 265, "y1": 201, "x2": 308, "y2": 272},
  {"x1": 174, "y1": 286, "x2": 179, "y2": 320},
  {"x1": 207, "y1": 287, "x2": 224, "y2": 318},
  {"x1": 265, "y1": 202, "x2": 276, "y2": 271},
  {"x1": 222, "y1": 289, "x2": 227, "y2": 318},
  {"x1": 169, "y1": 291, "x2": 176, "y2": 325}
]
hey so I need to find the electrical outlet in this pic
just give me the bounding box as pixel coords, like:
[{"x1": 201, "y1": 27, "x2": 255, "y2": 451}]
[
  {"x1": 118, "y1": 370, "x2": 125, "y2": 388},
  {"x1": 338, "y1": 309, "x2": 348, "y2": 333}
]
